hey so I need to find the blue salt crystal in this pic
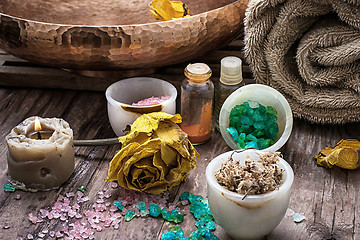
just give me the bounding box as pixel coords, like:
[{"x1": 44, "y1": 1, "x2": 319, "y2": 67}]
[
  {"x1": 149, "y1": 203, "x2": 161, "y2": 217},
  {"x1": 240, "y1": 116, "x2": 253, "y2": 125},
  {"x1": 169, "y1": 225, "x2": 185, "y2": 238},
  {"x1": 237, "y1": 140, "x2": 246, "y2": 149},
  {"x1": 254, "y1": 121, "x2": 265, "y2": 130},
  {"x1": 245, "y1": 141, "x2": 258, "y2": 149},
  {"x1": 204, "y1": 230, "x2": 220, "y2": 240},
  {"x1": 4, "y1": 183, "x2": 15, "y2": 192},
  {"x1": 268, "y1": 122, "x2": 279, "y2": 140},
  {"x1": 266, "y1": 106, "x2": 278, "y2": 115},
  {"x1": 180, "y1": 192, "x2": 190, "y2": 201},
  {"x1": 188, "y1": 194, "x2": 203, "y2": 203},
  {"x1": 226, "y1": 127, "x2": 239, "y2": 142},
  {"x1": 161, "y1": 208, "x2": 184, "y2": 223},
  {"x1": 113, "y1": 200, "x2": 124, "y2": 211},
  {"x1": 252, "y1": 109, "x2": 264, "y2": 122},
  {"x1": 140, "y1": 210, "x2": 149, "y2": 217},
  {"x1": 252, "y1": 129, "x2": 265, "y2": 137},
  {"x1": 292, "y1": 213, "x2": 306, "y2": 223},
  {"x1": 205, "y1": 221, "x2": 215, "y2": 231},
  {"x1": 124, "y1": 210, "x2": 135, "y2": 221},
  {"x1": 136, "y1": 201, "x2": 147, "y2": 211},
  {"x1": 238, "y1": 132, "x2": 246, "y2": 141},
  {"x1": 258, "y1": 138, "x2": 271, "y2": 149},
  {"x1": 161, "y1": 231, "x2": 176, "y2": 240},
  {"x1": 245, "y1": 134, "x2": 258, "y2": 142}
]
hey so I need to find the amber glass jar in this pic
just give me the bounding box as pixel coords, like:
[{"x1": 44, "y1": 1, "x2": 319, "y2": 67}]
[{"x1": 180, "y1": 63, "x2": 214, "y2": 145}]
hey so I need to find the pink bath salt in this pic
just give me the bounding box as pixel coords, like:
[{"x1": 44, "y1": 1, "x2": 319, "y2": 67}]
[{"x1": 132, "y1": 96, "x2": 170, "y2": 106}]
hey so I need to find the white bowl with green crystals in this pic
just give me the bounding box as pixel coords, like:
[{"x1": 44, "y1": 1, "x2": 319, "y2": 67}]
[{"x1": 219, "y1": 84, "x2": 293, "y2": 152}]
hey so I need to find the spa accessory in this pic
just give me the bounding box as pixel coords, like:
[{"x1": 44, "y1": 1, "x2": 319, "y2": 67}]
[
  {"x1": 6, "y1": 116, "x2": 74, "y2": 191},
  {"x1": 244, "y1": 0, "x2": 360, "y2": 124},
  {"x1": 206, "y1": 150, "x2": 294, "y2": 239},
  {"x1": 214, "y1": 56, "x2": 244, "y2": 131},
  {"x1": 180, "y1": 63, "x2": 214, "y2": 145},
  {"x1": 219, "y1": 84, "x2": 293, "y2": 152},
  {"x1": 105, "y1": 77, "x2": 177, "y2": 136}
]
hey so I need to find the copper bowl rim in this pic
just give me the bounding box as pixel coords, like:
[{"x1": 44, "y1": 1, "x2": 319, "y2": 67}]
[{"x1": 0, "y1": 0, "x2": 242, "y2": 27}]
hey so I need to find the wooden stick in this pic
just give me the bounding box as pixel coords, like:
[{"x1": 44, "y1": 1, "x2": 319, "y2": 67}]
[{"x1": 73, "y1": 138, "x2": 119, "y2": 146}]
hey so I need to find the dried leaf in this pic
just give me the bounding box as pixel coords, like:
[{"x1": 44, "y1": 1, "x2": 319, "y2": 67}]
[
  {"x1": 105, "y1": 112, "x2": 198, "y2": 194},
  {"x1": 149, "y1": 0, "x2": 190, "y2": 21},
  {"x1": 315, "y1": 139, "x2": 360, "y2": 170}
]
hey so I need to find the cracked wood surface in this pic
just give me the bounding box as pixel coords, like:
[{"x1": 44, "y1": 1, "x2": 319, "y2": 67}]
[{"x1": 0, "y1": 39, "x2": 359, "y2": 239}]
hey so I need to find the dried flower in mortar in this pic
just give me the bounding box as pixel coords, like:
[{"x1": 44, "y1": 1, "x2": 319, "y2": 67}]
[
  {"x1": 149, "y1": 0, "x2": 190, "y2": 21},
  {"x1": 215, "y1": 152, "x2": 284, "y2": 196},
  {"x1": 105, "y1": 112, "x2": 198, "y2": 194},
  {"x1": 315, "y1": 139, "x2": 360, "y2": 170}
]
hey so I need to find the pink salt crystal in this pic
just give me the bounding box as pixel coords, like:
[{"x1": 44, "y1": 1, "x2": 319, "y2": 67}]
[
  {"x1": 26, "y1": 234, "x2": 34, "y2": 239},
  {"x1": 55, "y1": 231, "x2": 64, "y2": 238},
  {"x1": 38, "y1": 232, "x2": 45, "y2": 238},
  {"x1": 68, "y1": 210, "x2": 76, "y2": 218},
  {"x1": 39, "y1": 209, "x2": 49, "y2": 218},
  {"x1": 104, "y1": 193, "x2": 111, "y2": 199},
  {"x1": 75, "y1": 213, "x2": 82, "y2": 219},
  {"x1": 49, "y1": 231, "x2": 55, "y2": 237},
  {"x1": 28, "y1": 213, "x2": 39, "y2": 224},
  {"x1": 52, "y1": 211, "x2": 61, "y2": 219},
  {"x1": 3, "y1": 223, "x2": 10, "y2": 229},
  {"x1": 96, "y1": 199, "x2": 105, "y2": 204},
  {"x1": 60, "y1": 214, "x2": 67, "y2": 221},
  {"x1": 121, "y1": 208, "x2": 127, "y2": 215},
  {"x1": 132, "y1": 96, "x2": 170, "y2": 106},
  {"x1": 66, "y1": 192, "x2": 75, "y2": 198},
  {"x1": 14, "y1": 194, "x2": 21, "y2": 200},
  {"x1": 42, "y1": 229, "x2": 48, "y2": 234},
  {"x1": 113, "y1": 223, "x2": 119, "y2": 229},
  {"x1": 105, "y1": 202, "x2": 111, "y2": 207},
  {"x1": 109, "y1": 205, "x2": 118, "y2": 212},
  {"x1": 111, "y1": 182, "x2": 118, "y2": 189},
  {"x1": 81, "y1": 196, "x2": 90, "y2": 202},
  {"x1": 16, "y1": 237, "x2": 23, "y2": 240},
  {"x1": 77, "y1": 191, "x2": 84, "y2": 198},
  {"x1": 72, "y1": 203, "x2": 80, "y2": 210}
]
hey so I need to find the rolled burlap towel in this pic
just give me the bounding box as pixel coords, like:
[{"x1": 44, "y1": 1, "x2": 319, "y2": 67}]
[{"x1": 244, "y1": 0, "x2": 360, "y2": 124}]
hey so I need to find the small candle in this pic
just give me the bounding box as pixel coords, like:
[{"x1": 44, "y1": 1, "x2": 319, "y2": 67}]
[{"x1": 6, "y1": 116, "x2": 75, "y2": 190}]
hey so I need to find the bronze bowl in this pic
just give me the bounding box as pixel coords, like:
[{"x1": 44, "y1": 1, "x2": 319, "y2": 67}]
[{"x1": 0, "y1": 0, "x2": 248, "y2": 71}]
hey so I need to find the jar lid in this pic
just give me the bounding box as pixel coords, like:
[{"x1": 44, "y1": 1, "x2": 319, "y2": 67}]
[
  {"x1": 185, "y1": 63, "x2": 212, "y2": 82},
  {"x1": 220, "y1": 56, "x2": 242, "y2": 85}
]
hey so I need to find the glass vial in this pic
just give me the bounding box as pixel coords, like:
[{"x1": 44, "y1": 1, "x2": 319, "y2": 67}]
[
  {"x1": 180, "y1": 63, "x2": 214, "y2": 145},
  {"x1": 214, "y1": 56, "x2": 244, "y2": 130}
]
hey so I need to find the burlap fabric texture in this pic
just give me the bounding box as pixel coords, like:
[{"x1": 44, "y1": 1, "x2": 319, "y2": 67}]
[{"x1": 244, "y1": 0, "x2": 360, "y2": 124}]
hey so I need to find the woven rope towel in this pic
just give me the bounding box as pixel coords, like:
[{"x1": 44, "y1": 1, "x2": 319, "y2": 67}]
[{"x1": 244, "y1": 0, "x2": 360, "y2": 124}]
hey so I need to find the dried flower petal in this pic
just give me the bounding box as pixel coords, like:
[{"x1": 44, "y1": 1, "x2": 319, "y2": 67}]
[{"x1": 315, "y1": 139, "x2": 360, "y2": 169}]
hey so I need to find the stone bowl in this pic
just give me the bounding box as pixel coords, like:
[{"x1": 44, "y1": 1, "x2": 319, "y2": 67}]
[{"x1": 0, "y1": 0, "x2": 248, "y2": 71}]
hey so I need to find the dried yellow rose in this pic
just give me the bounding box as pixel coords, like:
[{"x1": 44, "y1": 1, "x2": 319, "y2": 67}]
[
  {"x1": 149, "y1": 0, "x2": 190, "y2": 21},
  {"x1": 105, "y1": 112, "x2": 198, "y2": 194},
  {"x1": 315, "y1": 139, "x2": 360, "y2": 170}
]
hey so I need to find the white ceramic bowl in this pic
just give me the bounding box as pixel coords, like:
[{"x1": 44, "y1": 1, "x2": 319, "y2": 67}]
[
  {"x1": 219, "y1": 84, "x2": 293, "y2": 152},
  {"x1": 206, "y1": 150, "x2": 294, "y2": 240},
  {"x1": 105, "y1": 77, "x2": 177, "y2": 136}
]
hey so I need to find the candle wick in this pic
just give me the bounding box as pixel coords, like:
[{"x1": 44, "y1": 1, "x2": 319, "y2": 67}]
[{"x1": 37, "y1": 131, "x2": 42, "y2": 140}]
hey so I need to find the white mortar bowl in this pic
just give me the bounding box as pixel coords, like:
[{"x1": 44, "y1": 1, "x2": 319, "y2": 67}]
[
  {"x1": 206, "y1": 149, "x2": 294, "y2": 239},
  {"x1": 219, "y1": 84, "x2": 293, "y2": 152},
  {"x1": 106, "y1": 77, "x2": 177, "y2": 136}
]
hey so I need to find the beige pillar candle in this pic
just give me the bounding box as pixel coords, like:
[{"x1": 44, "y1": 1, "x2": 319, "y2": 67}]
[{"x1": 6, "y1": 116, "x2": 75, "y2": 190}]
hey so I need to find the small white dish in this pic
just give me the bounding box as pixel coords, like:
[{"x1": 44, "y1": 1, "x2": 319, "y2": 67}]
[
  {"x1": 219, "y1": 84, "x2": 293, "y2": 152},
  {"x1": 105, "y1": 77, "x2": 177, "y2": 136},
  {"x1": 206, "y1": 149, "x2": 294, "y2": 240}
]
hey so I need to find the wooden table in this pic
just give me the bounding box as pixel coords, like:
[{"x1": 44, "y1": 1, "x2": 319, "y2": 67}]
[{"x1": 0, "y1": 38, "x2": 359, "y2": 240}]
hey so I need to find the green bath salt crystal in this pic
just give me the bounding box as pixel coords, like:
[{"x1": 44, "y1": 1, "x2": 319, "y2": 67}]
[
  {"x1": 124, "y1": 210, "x2": 135, "y2": 221},
  {"x1": 149, "y1": 203, "x2": 161, "y2": 217},
  {"x1": 227, "y1": 101, "x2": 279, "y2": 150}
]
